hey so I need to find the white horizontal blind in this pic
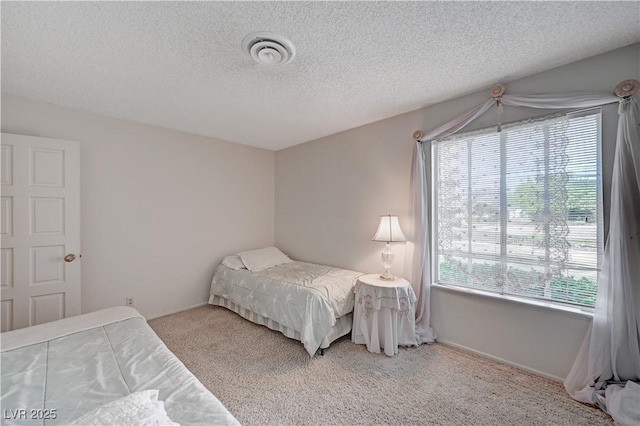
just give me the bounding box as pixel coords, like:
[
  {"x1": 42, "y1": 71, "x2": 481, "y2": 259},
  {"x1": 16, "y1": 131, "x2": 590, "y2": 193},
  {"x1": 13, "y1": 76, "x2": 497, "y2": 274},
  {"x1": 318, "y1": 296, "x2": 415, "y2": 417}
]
[{"x1": 433, "y1": 110, "x2": 602, "y2": 308}]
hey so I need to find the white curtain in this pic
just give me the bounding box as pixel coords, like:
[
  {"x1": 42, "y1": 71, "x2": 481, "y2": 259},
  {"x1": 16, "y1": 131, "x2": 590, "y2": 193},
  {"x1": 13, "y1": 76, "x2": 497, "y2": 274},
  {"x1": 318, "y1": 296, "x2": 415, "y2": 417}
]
[
  {"x1": 406, "y1": 99, "x2": 497, "y2": 344},
  {"x1": 406, "y1": 141, "x2": 436, "y2": 343},
  {"x1": 409, "y1": 89, "x2": 639, "y2": 423},
  {"x1": 501, "y1": 93, "x2": 618, "y2": 109},
  {"x1": 564, "y1": 97, "x2": 640, "y2": 425}
]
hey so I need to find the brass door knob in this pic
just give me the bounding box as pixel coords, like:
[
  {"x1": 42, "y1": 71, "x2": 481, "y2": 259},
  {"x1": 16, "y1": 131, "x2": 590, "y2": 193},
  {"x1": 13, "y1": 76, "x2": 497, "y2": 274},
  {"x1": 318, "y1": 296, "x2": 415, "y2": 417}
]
[{"x1": 64, "y1": 254, "x2": 76, "y2": 263}]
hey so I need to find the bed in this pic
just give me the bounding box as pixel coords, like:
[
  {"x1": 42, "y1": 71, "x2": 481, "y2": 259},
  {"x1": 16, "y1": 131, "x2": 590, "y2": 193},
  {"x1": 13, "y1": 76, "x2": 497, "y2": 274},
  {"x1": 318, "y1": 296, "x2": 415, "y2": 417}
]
[
  {"x1": 0, "y1": 306, "x2": 239, "y2": 426},
  {"x1": 209, "y1": 247, "x2": 363, "y2": 357}
]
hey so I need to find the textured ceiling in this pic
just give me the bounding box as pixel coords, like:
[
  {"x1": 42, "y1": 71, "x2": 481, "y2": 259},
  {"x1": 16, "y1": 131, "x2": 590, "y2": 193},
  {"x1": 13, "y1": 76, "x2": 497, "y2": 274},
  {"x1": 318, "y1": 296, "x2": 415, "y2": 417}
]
[{"x1": 2, "y1": 2, "x2": 639, "y2": 151}]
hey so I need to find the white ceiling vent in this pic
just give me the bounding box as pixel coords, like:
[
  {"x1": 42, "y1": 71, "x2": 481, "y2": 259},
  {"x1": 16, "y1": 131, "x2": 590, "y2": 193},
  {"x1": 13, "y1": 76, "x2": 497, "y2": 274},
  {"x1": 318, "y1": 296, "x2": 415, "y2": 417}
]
[{"x1": 242, "y1": 32, "x2": 296, "y2": 66}]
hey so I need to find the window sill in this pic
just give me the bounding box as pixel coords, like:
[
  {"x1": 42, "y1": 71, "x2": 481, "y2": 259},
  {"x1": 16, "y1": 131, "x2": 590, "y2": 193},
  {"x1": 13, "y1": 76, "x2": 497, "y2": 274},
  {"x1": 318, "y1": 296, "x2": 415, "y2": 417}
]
[{"x1": 431, "y1": 283, "x2": 595, "y2": 320}]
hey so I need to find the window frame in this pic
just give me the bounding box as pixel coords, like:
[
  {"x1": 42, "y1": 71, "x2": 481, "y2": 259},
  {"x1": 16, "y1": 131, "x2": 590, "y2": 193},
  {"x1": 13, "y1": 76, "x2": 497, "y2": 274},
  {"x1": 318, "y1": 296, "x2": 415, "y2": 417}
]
[{"x1": 429, "y1": 108, "x2": 604, "y2": 312}]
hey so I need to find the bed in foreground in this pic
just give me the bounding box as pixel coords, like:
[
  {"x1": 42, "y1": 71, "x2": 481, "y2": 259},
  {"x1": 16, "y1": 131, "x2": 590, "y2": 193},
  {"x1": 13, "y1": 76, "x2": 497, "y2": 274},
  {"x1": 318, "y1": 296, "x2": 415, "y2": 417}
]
[
  {"x1": 209, "y1": 247, "x2": 363, "y2": 357},
  {"x1": 0, "y1": 306, "x2": 239, "y2": 426}
]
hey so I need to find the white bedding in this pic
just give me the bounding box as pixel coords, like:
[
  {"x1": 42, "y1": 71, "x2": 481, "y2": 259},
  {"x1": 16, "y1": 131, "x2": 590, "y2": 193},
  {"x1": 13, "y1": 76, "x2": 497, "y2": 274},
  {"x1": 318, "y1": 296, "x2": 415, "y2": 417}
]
[
  {"x1": 68, "y1": 390, "x2": 178, "y2": 426},
  {"x1": 209, "y1": 260, "x2": 362, "y2": 356},
  {"x1": 0, "y1": 307, "x2": 239, "y2": 426}
]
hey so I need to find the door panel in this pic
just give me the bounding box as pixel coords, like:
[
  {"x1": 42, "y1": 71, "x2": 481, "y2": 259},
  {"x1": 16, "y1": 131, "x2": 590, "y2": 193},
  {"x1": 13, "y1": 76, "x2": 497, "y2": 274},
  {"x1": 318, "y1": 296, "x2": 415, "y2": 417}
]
[
  {"x1": 1, "y1": 144, "x2": 13, "y2": 185},
  {"x1": 1, "y1": 196, "x2": 12, "y2": 236},
  {"x1": 31, "y1": 245, "x2": 66, "y2": 284},
  {"x1": 1, "y1": 300, "x2": 13, "y2": 332},
  {"x1": 31, "y1": 197, "x2": 65, "y2": 235},
  {"x1": 30, "y1": 292, "x2": 65, "y2": 326},
  {"x1": 1, "y1": 133, "x2": 80, "y2": 331},
  {"x1": 1, "y1": 248, "x2": 14, "y2": 288},
  {"x1": 30, "y1": 147, "x2": 65, "y2": 187}
]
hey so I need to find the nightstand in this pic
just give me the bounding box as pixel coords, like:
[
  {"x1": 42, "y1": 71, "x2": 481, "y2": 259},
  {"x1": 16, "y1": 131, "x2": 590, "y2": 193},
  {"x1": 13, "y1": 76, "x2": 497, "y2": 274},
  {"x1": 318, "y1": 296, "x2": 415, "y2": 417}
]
[{"x1": 351, "y1": 273, "x2": 418, "y2": 356}]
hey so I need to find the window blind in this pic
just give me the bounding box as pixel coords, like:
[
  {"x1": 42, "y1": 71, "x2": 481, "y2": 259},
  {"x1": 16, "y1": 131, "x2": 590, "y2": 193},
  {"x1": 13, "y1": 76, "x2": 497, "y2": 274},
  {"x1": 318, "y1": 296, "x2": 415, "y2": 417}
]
[{"x1": 432, "y1": 110, "x2": 603, "y2": 308}]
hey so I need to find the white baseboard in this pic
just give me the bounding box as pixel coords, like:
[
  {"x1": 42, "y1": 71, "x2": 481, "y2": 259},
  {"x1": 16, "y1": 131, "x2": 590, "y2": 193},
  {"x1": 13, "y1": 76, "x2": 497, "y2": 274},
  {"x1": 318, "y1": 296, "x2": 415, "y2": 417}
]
[
  {"x1": 146, "y1": 302, "x2": 209, "y2": 321},
  {"x1": 436, "y1": 338, "x2": 564, "y2": 383}
]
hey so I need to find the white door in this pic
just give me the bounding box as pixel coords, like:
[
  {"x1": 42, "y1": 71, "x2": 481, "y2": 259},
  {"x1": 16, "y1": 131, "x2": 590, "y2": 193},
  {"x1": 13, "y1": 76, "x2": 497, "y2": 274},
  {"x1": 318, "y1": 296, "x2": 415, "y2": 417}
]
[{"x1": 1, "y1": 133, "x2": 81, "y2": 331}]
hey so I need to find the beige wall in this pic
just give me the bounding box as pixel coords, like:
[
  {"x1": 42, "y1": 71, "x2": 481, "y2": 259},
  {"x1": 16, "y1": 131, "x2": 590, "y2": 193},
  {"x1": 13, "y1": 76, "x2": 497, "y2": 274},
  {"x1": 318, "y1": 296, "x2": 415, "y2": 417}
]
[
  {"x1": 1, "y1": 95, "x2": 275, "y2": 319},
  {"x1": 276, "y1": 43, "x2": 640, "y2": 379}
]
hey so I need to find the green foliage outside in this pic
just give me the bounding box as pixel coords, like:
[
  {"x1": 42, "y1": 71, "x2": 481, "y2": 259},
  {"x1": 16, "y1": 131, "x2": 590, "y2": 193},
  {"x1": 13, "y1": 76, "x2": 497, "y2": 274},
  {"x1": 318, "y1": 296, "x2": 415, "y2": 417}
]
[
  {"x1": 439, "y1": 261, "x2": 597, "y2": 307},
  {"x1": 472, "y1": 202, "x2": 499, "y2": 222},
  {"x1": 549, "y1": 275, "x2": 597, "y2": 307},
  {"x1": 508, "y1": 178, "x2": 596, "y2": 221}
]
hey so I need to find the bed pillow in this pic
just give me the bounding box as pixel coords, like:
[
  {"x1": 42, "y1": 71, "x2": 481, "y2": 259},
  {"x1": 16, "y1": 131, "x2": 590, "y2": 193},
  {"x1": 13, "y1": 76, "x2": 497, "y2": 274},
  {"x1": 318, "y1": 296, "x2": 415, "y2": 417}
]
[
  {"x1": 69, "y1": 389, "x2": 178, "y2": 426},
  {"x1": 237, "y1": 246, "x2": 292, "y2": 271},
  {"x1": 222, "y1": 255, "x2": 247, "y2": 270}
]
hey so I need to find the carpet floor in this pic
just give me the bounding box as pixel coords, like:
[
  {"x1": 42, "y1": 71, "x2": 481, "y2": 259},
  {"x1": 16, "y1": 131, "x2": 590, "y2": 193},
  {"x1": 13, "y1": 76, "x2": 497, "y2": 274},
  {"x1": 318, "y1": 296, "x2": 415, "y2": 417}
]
[{"x1": 149, "y1": 305, "x2": 611, "y2": 426}]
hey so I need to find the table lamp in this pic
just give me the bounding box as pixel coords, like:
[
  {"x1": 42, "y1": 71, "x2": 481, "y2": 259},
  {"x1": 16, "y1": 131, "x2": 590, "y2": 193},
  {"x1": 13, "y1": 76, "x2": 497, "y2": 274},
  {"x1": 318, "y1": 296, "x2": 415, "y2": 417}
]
[{"x1": 372, "y1": 215, "x2": 406, "y2": 280}]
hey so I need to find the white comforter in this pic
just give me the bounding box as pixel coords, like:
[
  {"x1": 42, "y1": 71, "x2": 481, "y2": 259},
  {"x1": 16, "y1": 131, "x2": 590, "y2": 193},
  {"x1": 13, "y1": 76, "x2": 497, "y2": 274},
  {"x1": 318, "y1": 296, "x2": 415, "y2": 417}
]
[
  {"x1": 0, "y1": 307, "x2": 239, "y2": 426},
  {"x1": 209, "y1": 261, "x2": 362, "y2": 356}
]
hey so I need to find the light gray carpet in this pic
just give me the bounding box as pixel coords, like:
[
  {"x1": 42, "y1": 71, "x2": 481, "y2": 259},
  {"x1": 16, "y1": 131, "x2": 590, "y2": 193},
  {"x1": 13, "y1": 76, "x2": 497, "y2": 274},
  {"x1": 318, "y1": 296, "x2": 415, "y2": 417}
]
[{"x1": 149, "y1": 305, "x2": 611, "y2": 426}]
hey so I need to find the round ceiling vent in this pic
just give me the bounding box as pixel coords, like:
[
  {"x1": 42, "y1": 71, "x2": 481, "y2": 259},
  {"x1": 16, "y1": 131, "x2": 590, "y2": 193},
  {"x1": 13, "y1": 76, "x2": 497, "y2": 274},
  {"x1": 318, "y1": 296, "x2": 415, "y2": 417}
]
[{"x1": 242, "y1": 32, "x2": 295, "y2": 66}]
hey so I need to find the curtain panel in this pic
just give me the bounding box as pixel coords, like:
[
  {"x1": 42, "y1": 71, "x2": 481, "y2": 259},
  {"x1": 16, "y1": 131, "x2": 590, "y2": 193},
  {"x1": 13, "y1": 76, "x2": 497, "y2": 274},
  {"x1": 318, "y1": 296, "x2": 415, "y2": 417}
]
[
  {"x1": 409, "y1": 88, "x2": 639, "y2": 424},
  {"x1": 406, "y1": 141, "x2": 436, "y2": 343}
]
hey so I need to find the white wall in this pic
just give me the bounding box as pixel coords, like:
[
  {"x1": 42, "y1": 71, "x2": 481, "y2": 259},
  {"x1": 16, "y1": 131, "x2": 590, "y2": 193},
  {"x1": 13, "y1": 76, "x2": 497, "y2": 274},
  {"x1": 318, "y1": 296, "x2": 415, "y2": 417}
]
[
  {"x1": 276, "y1": 43, "x2": 640, "y2": 379},
  {"x1": 1, "y1": 95, "x2": 274, "y2": 319}
]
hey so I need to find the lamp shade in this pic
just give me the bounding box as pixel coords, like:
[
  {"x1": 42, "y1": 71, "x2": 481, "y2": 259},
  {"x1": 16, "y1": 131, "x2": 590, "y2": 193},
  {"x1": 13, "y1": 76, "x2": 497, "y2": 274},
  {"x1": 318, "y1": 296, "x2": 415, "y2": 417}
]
[{"x1": 372, "y1": 215, "x2": 406, "y2": 242}]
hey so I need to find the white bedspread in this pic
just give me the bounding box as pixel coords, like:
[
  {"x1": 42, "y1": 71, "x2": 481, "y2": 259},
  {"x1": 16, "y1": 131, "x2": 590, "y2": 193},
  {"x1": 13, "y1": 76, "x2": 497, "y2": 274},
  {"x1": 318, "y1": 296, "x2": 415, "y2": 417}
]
[
  {"x1": 0, "y1": 307, "x2": 239, "y2": 426},
  {"x1": 209, "y1": 261, "x2": 362, "y2": 356}
]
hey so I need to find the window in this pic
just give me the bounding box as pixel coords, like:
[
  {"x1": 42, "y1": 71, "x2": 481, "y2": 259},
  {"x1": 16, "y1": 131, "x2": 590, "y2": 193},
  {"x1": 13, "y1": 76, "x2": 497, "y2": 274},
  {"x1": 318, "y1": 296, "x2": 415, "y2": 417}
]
[{"x1": 432, "y1": 110, "x2": 603, "y2": 308}]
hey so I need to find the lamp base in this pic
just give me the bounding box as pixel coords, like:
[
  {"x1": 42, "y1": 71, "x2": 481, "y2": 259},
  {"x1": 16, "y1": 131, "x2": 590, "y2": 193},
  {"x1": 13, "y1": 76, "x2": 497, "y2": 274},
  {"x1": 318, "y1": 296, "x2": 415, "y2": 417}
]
[
  {"x1": 380, "y1": 242, "x2": 395, "y2": 280},
  {"x1": 379, "y1": 269, "x2": 394, "y2": 281}
]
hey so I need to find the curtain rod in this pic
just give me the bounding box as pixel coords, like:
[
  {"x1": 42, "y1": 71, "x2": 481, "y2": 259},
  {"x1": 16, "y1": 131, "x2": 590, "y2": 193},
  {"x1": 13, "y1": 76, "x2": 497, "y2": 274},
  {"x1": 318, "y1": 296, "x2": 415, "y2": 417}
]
[{"x1": 412, "y1": 79, "x2": 640, "y2": 141}]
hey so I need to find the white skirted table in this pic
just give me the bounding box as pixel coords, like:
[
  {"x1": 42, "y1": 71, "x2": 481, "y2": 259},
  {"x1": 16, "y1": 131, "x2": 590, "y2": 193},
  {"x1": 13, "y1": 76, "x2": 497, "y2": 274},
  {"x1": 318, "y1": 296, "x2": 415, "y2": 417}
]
[{"x1": 351, "y1": 274, "x2": 418, "y2": 356}]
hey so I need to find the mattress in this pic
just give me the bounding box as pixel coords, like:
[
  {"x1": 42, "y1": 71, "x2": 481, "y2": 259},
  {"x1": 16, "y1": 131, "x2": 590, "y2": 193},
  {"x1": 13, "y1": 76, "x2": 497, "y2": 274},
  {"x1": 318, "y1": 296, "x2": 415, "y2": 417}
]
[
  {"x1": 209, "y1": 260, "x2": 362, "y2": 356},
  {"x1": 0, "y1": 307, "x2": 239, "y2": 426}
]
